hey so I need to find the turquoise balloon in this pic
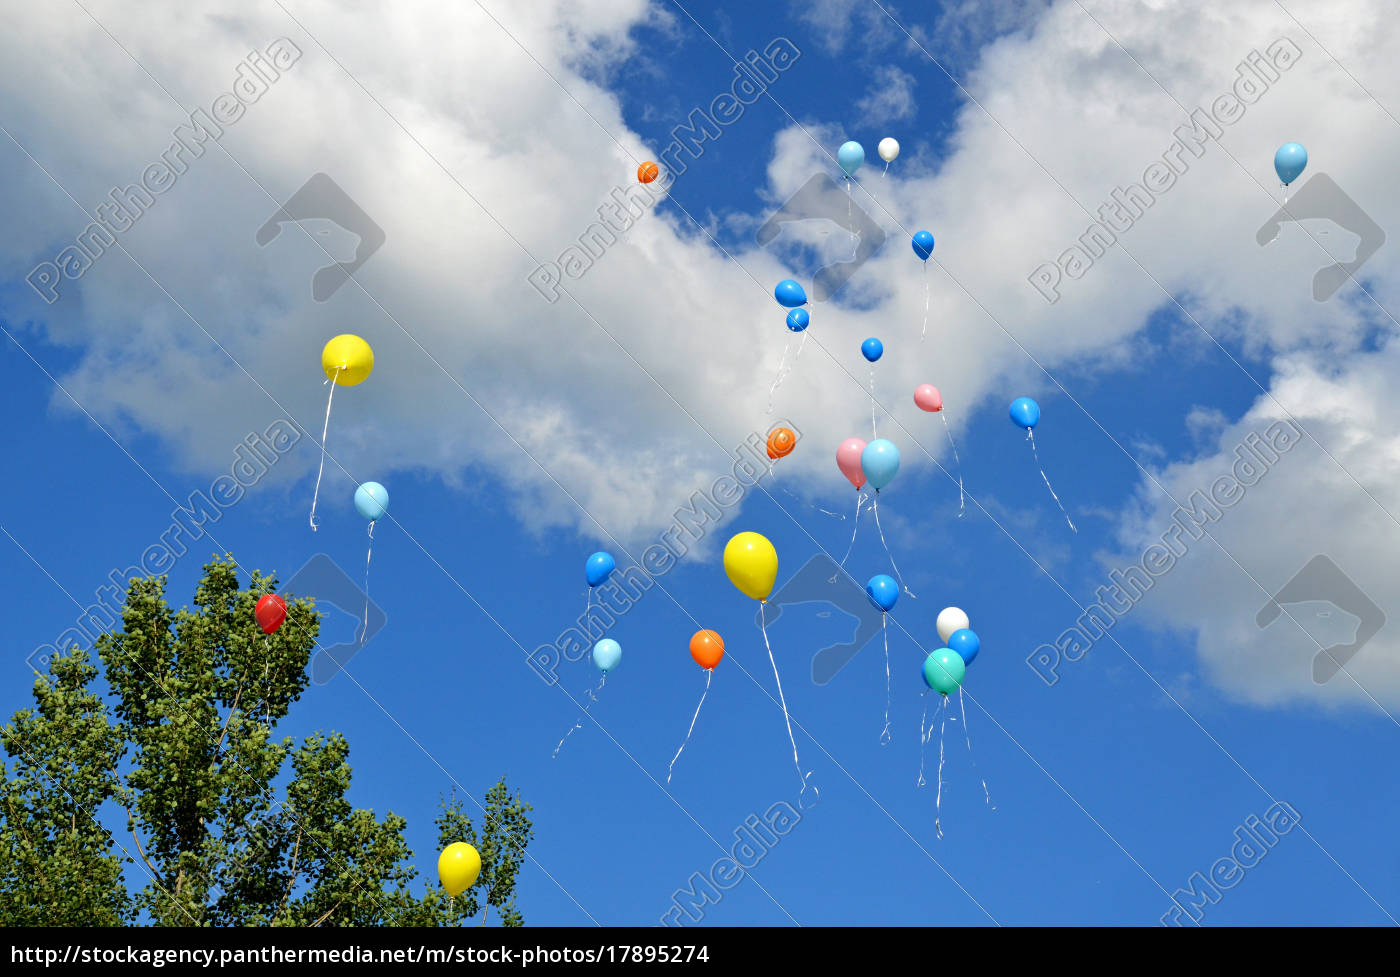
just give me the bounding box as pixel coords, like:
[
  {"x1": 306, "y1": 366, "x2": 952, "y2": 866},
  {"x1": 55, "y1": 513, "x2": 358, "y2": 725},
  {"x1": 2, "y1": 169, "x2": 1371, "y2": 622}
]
[
  {"x1": 837, "y1": 140, "x2": 865, "y2": 178},
  {"x1": 354, "y1": 481, "x2": 389, "y2": 522},
  {"x1": 1274, "y1": 142, "x2": 1307, "y2": 186},
  {"x1": 922, "y1": 649, "x2": 965, "y2": 695},
  {"x1": 861, "y1": 438, "x2": 900, "y2": 491},
  {"x1": 592, "y1": 638, "x2": 621, "y2": 673}
]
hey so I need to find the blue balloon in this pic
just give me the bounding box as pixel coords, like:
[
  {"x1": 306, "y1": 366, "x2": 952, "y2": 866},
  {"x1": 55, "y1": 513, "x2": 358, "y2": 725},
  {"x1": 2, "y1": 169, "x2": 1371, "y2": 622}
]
[
  {"x1": 837, "y1": 140, "x2": 865, "y2": 178},
  {"x1": 585, "y1": 551, "x2": 616, "y2": 588},
  {"x1": 861, "y1": 337, "x2": 884, "y2": 362},
  {"x1": 592, "y1": 638, "x2": 622, "y2": 673},
  {"x1": 774, "y1": 279, "x2": 807, "y2": 308},
  {"x1": 354, "y1": 481, "x2": 389, "y2": 522},
  {"x1": 786, "y1": 308, "x2": 810, "y2": 332},
  {"x1": 1274, "y1": 142, "x2": 1307, "y2": 185},
  {"x1": 911, "y1": 230, "x2": 934, "y2": 261},
  {"x1": 1009, "y1": 397, "x2": 1040, "y2": 430},
  {"x1": 866, "y1": 574, "x2": 898, "y2": 612},
  {"x1": 861, "y1": 439, "x2": 900, "y2": 491},
  {"x1": 948, "y1": 628, "x2": 980, "y2": 666}
]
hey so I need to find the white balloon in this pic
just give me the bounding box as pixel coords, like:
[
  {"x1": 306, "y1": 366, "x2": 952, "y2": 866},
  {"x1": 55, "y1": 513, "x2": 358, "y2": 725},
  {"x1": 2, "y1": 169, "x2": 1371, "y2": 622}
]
[
  {"x1": 877, "y1": 137, "x2": 900, "y2": 163},
  {"x1": 936, "y1": 606, "x2": 969, "y2": 644}
]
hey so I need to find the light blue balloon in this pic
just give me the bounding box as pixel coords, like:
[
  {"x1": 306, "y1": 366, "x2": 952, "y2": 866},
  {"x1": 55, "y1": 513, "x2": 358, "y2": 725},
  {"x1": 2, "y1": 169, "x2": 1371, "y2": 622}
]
[
  {"x1": 1274, "y1": 142, "x2": 1307, "y2": 185},
  {"x1": 585, "y1": 552, "x2": 615, "y2": 588},
  {"x1": 866, "y1": 574, "x2": 898, "y2": 612},
  {"x1": 354, "y1": 482, "x2": 389, "y2": 522},
  {"x1": 592, "y1": 638, "x2": 621, "y2": 673},
  {"x1": 1009, "y1": 397, "x2": 1040, "y2": 430},
  {"x1": 948, "y1": 628, "x2": 980, "y2": 666},
  {"x1": 861, "y1": 337, "x2": 883, "y2": 362},
  {"x1": 911, "y1": 230, "x2": 934, "y2": 261},
  {"x1": 775, "y1": 279, "x2": 807, "y2": 308},
  {"x1": 861, "y1": 439, "x2": 900, "y2": 491},
  {"x1": 786, "y1": 308, "x2": 810, "y2": 332},
  {"x1": 837, "y1": 140, "x2": 865, "y2": 178}
]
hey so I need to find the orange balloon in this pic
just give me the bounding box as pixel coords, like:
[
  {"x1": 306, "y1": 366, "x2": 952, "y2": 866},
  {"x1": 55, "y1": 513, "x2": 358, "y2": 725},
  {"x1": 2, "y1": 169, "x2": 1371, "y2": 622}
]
[
  {"x1": 638, "y1": 161, "x2": 659, "y2": 184},
  {"x1": 689, "y1": 630, "x2": 724, "y2": 670},
  {"x1": 766, "y1": 426, "x2": 797, "y2": 460}
]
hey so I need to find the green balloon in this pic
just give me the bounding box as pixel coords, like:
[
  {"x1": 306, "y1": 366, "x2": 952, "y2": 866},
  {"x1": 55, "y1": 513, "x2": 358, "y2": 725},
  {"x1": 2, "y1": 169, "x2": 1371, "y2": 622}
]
[{"x1": 923, "y1": 649, "x2": 966, "y2": 695}]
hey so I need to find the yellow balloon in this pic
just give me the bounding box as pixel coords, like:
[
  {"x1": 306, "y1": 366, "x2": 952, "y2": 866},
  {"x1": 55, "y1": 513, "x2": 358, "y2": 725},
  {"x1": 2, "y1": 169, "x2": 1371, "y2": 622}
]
[
  {"x1": 321, "y1": 334, "x2": 374, "y2": 386},
  {"x1": 723, "y1": 531, "x2": 778, "y2": 602},
  {"x1": 438, "y1": 842, "x2": 481, "y2": 897}
]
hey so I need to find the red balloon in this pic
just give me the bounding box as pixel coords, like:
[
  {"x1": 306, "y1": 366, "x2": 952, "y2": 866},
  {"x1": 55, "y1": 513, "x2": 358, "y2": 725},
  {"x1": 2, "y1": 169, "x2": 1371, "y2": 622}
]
[{"x1": 255, "y1": 594, "x2": 287, "y2": 635}]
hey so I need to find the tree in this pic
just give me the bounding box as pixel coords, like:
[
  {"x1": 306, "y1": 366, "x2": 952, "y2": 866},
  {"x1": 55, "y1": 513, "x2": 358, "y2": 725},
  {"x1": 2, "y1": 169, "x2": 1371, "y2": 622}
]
[{"x1": 0, "y1": 555, "x2": 533, "y2": 926}]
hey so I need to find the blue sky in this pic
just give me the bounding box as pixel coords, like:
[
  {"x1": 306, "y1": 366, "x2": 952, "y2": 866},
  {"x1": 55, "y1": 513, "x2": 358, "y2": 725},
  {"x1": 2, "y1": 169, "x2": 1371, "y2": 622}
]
[{"x1": 4, "y1": 0, "x2": 1400, "y2": 926}]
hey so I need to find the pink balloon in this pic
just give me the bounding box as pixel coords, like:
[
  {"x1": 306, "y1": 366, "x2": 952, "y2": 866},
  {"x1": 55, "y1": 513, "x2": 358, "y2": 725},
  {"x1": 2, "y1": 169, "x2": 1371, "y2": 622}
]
[
  {"x1": 836, "y1": 438, "x2": 868, "y2": 489},
  {"x1": 914, "y1": 384, "x2": 943, "y2": 413}
]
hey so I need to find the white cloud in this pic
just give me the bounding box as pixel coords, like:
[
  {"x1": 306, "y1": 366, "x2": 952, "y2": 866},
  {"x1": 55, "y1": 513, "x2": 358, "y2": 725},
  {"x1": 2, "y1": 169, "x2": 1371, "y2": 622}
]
[
  {"x1": 1106, "y1": 346, "x2": 1400, "y2": 709},
  {"x1": 855, "y1": 66, "x2": 918, "y2": 126}
]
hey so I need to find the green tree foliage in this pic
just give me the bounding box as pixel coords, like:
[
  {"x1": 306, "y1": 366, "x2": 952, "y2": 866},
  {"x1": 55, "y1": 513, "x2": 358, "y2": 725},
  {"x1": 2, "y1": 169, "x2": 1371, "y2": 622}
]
[{"x1": 0, "y1": 556, "x2": 533, "y2": 927}]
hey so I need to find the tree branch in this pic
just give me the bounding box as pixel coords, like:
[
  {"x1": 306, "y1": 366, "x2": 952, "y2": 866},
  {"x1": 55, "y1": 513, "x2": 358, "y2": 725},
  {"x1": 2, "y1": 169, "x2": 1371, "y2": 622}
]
[
  {"x1": 215, "y1": 665, "x2": 252, "y2": 755},
  {"x1": 279, "y1": 828, "x2": 302, "y2": 921},
  {"x1": 122, "y1": 800, "x2": 162, "y2": 889}
]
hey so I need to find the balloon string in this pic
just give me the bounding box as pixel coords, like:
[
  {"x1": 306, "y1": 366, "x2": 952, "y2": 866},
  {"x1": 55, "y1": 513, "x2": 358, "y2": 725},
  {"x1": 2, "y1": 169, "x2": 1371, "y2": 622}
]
[
  {"x1": 765, "y1": 335, "x2": 794, "y2": 415},
  {"x1": 872, "y1": 494, "x2": 915, "y2": 597},
  {"x1": 263, "y1": 634, "x2": 271, "y2": 726},
  {"x1": 917, "y1": 692, "x2": 930, "y2": 787},
  {"x1": 1027, "y1": 430, "x2": 1077, "y2": 533},
  {"x1": 667, "y1": 669, "x2": 713, "y2": 784},
  {"x1": 779, "y1": 481, "x2": 846, "y2": 520},
  {"x1": 846, "y1": 179, "x2": 852, "y2": 239},
  {"x1": 921, "y1": 262, "x2": 929, "y2": 341},
  {"x1": 935, "y1": 695, "x2": 948, "y2": 840},
  {"x1": 879, "y1": 615, "x2": 892, "y2": 746},
  {"x1": 553, "y1": 673, "x2": 606, "y2": 759},
  {"x1": 838, "y1": 491, "x2": 866, "y2": 567},
  {"x1": 761, "y1": 602, "x2": 814, "y2": 804},
  {"x1": 939, "y1": 412, "x2": 965, "y2": 518},
  {"x1": 361, "y1": 521, "x2": 374, "y2": 645},
  {"x1": 959, "y1": 687, "x2": 995, "y2": 809},
  {"x1": 869, "y1": 365, "x2": 878, "y2": 440},
  {"x1": 308, "y1": 368, "x2": 342, "y2": 532},
  {"x1": 882, "y1": 161, "x2": 889, "y2": 178}
]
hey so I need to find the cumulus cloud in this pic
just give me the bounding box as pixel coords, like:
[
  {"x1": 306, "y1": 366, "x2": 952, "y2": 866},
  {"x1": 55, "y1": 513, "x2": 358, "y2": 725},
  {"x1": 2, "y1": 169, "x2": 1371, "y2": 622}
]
[
  {"x1": 855, "y1": 65, "x2": 918, "y2": 125},
  {"x1": 1106, "y1": 346, "x2": 1400, "y2": 709}
]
